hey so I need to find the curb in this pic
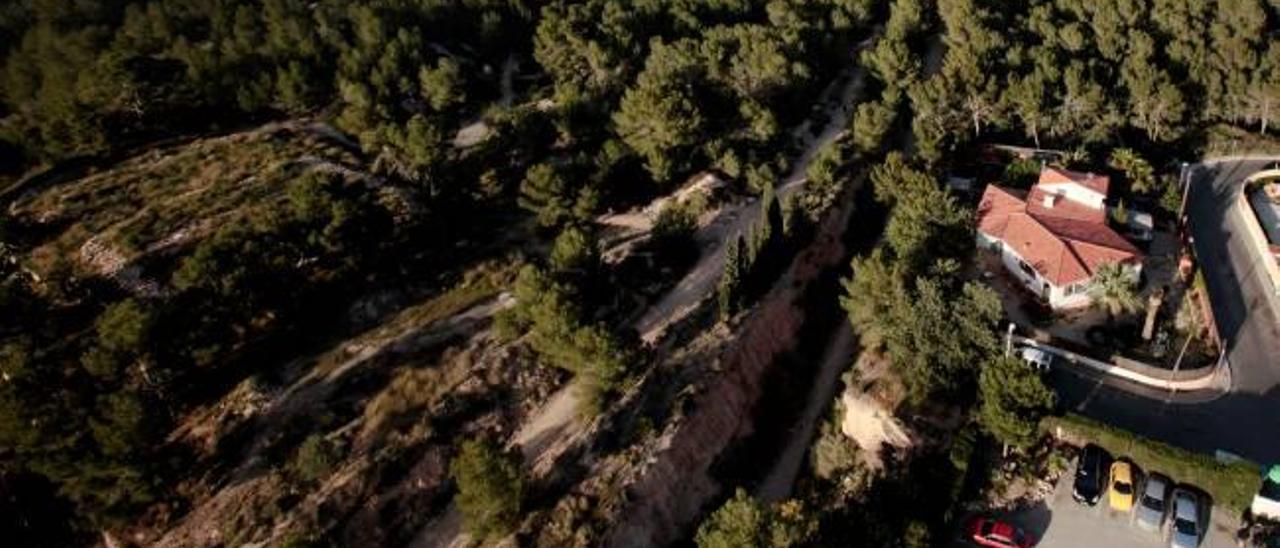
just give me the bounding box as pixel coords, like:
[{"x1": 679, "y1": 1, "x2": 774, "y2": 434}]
[{"x1": 1012, "y1": 335, "x2": 1224, "y2": 392}]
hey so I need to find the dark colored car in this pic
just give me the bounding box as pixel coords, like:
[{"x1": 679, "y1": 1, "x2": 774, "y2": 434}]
[
  {"x1": 968, "y1": 517, "x2": 1035, "y2": 548},
  {"x1": 1073, "y1": 444, "x2": 1110, "y2": 506}
]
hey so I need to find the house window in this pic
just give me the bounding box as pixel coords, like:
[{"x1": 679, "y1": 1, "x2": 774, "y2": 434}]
[
  {"x1": 1065, "y1": 282, "x2": 1087, "y2": 296},
  {"x1": 1017, "y1": 259, "x2": 1037, "y2": 279}
]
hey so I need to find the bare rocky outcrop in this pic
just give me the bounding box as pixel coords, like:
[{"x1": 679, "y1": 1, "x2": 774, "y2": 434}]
[
  {"x1": 79, "y1": 236, "x2": 168, "y2": 298},
  {"x1": 838, "y1": 389, "x2": 913, "y2": 468}
]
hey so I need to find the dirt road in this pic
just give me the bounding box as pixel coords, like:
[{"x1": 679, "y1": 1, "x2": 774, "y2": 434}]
[
  {"x1": 633, "y1": 69, "x2": 866, "y2": 345},
  {"x1": 755, "y1": 326, "x2": 857, "y2": 502},
  {"x1": 412, "y1": 52, "x2": 872, "y2": 548}
]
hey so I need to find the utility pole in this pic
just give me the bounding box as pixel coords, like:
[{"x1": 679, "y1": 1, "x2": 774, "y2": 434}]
[
  {"x1": 1166, "y1": 333, "x2": 1194, "y2": 400},
  {"x1": 1005, "y1": 323, "x2": 1016, "y2": 356}
]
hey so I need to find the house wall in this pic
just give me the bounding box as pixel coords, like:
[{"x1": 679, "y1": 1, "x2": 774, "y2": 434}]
[
  {"x1": 978, "y1": 231, "x2": 1143, "y2": 310},
  {"x1": 977, "y1": 231, "x2": 1051, "y2": 298},
  {"x1": 1048, "y1": 282, "x2": 1091, "y2": 309},
  {"x1": 1039, "y1": 182, "x2": 1105, "y2": 210},
  {"x1": 1046, "y1": 262, "x2": 1142, "y2": 310}
]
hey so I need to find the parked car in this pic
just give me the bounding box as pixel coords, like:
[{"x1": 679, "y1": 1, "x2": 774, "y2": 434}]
[
  {"x1": 1169, "y1": 488, "x2": 1201, "y2": 548},
  {"x1": 1073, "y1": 444, "x2": 1110, "y2": 506},
  {"x1": 1120, "y1": 209, "x2": 1155, "y2": 243},
  {"x1": 1019, "y1": 346, "x2": 1053, "y2": 372},
  {"x1": 1108, "y1": 461, "x2": 1136, "y2": 512},
  {"x1": 968, "y1": 517, "x2": 1035, "y2": 548},
  {"x1": 1135, "y1": 472, "x2": 1171, "y2": 532}
]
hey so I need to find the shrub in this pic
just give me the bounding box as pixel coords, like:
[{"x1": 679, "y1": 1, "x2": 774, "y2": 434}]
[
  {"x1": 292, "y1": 434, "x2": 339, "y2": 483},
  {"x1": 651, "y1": 201, "x2": 699, "y2": 265},
  {"x1": 1002, "y1": 158, "x2": 1040, "y2": 189},
  {"x1": 452, "y1": 438, "x2": 526, "y2": 539},
  {"x1": 1042, "y1": 414, "x2": 1261, "y2": 513}
]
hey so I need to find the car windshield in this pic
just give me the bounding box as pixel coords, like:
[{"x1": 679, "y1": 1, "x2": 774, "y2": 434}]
[
  {"x1": 1175, "y1": 518, "x2": 1197, "y2": 536},
  {"x1": 1142, "y1": 495, "x2": 1163, "y2": 510},
  {"x1": 980, "y1": 521, "x2": 995, "y2": 536},
  {"x1": 1114, "y1": 481, "x2": 1132, "y2": 495}
]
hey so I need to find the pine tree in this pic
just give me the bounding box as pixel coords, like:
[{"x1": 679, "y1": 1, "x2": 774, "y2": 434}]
[
  {"x1": 518, "y1": 163, "x2": 574, "y2": 228},
  {"x1": 452, "y1": 438, "x2": 526, "y2": 538},
  {"x1": 718, "y1": 237, "x2": 742, "y2": 321},
  {"x1": 978, "y1": 355, "x2": 1055, "y2": 448}
]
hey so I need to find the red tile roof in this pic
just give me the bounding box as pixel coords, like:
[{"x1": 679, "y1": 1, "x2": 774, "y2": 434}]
[
  {"x1": 977, "y1": 176, "x2": 1139, "y2": 287},
  {"x1": 1038, "y1": 167, "x2": 1110, "y2": 195}
]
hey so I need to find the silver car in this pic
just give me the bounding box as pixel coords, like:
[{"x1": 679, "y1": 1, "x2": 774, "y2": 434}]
[
  {"x1": 1169, "y1": 488, "x2": 1200, "y2": 548},
  {"x1": 1134, "y1": 473, "x2": 1169, "y2": 532}
]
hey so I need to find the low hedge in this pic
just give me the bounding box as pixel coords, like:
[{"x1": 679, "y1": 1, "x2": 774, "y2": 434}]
[{"x1": 1042, "y1": 413, "x2": 1262, "y2": 513}]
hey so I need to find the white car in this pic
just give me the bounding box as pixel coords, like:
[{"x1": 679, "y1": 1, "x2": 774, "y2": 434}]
[{"x1": 1019, "y1": 346, "x2": 1053, "y2": 372}]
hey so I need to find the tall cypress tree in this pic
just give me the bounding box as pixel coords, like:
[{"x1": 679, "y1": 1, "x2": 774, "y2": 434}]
[{"x1": 718, "y1": 236, "x2": 743, "y2": 321}]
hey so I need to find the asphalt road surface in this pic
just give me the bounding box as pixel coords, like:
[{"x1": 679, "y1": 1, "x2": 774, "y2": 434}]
[{"x1": 1048, "y1": 157, "x2": 1280, "y2": 465}]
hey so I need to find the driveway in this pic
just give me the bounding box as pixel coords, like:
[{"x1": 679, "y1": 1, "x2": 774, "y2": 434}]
[
  {"x1": 1045, "y1": 157, "x2": 1280, "y2": 465},
  {"x1": 965, "y1": 465, "x2": 1235, "y2": 548}
]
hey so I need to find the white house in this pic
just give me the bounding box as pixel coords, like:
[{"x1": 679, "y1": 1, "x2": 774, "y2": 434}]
[{"x1": 976, "y1": 167, "x2": 1142, "y2": 309}]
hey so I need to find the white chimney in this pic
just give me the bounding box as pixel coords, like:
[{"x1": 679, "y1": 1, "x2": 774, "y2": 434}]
[{"x1": 1042, "y1": 193, "x2": 1056, "y2": 208}]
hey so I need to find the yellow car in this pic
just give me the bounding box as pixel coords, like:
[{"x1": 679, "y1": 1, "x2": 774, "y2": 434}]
[{"x1": 1108, "y1": 461, "x2": 1135, "y2": 512}]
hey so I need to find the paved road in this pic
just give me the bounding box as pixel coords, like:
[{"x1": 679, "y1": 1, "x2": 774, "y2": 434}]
[
  {"x1": 968, "y1": 463, "x2": 1235, "y2": 548},
  {"x1": 1048, "y1": 157, "x2": 1280, "y2": 465}
]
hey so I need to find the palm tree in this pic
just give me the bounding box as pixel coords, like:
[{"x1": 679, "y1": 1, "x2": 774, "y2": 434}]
[{"x1": 1088, "y1": 263, "x2": 1142, "y2": 322}]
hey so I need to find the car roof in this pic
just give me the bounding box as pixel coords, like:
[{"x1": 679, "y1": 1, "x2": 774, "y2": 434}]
[
  {"x1": 1174, "y1": 490, "x2": 1198, "y2": 519},
  {"x1": 1144, "y1": 474, "x2": 1169, "y2": 495},
  {"x1": 1111, "y1": 460, "x2": 1132, "y2": 479},
  {"x1": 989, "y1": 520, "x2": 1016, "y2": 539},
  {"x1": 1081, "y1": 444, "x2": 1107, "y2": 465}
]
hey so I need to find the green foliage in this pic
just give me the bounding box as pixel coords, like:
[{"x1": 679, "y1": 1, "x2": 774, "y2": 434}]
[
  {"x1": 799, "y1": 140, "x2": 845, "y2": 222},
  {"x1": 1088, "y1": 263, "x2": 1142, "y2": 320},
  {"x1": 1002, "y1": 158, "x2": 1041, "y2": 189},
  {"x1": 861, "y1": 0, "x2": 926, "y2": 92},
  {"x1": 903, "y1": 520, "x2": 931, "y2": 548},
  {"x1": 652, "y1": 201, "x2": 699, "y2": 254},
  {"x1": 1043, "y1": 414, "x2": 1262, "y2": 513},
  {"x1": 810, "y1": 407, "x2": 859, "y2": 481},
  {"x1": 419, "y1": 58, "x2": 466, "y2": 112},
  {"x1": 614, "y1": 39, "x2": 707, "y2": 182},
  {"x1": 451, "y1": 438, "x2": 526, "y2": 539},
  {"x1": 1110, "y1": 199, "x2": 1129, "y2": 227},
  {"x1": 94, "y1": 299, "x2": 153, "y2": 355},
  {"x1": 850, "y1": 96, "x2": 897, "y2": 157},
  {"x1": 1109, "y1": 148, "x2": 1157, "y2": 194},
  {"x1": 718, "y1": 237, "x2": 744, "y2": 321},
  {"x1": 978, "y1": 356, "x2": 1056, "y2": 448},
  {"x1": 518, "y1": 163, "x2": 599, "y2": 229},
  {"x1": 90, "y1": 390, "x2": 156, "y2": 458},
  {"x1": 501, "y1": 265, "x2": 633, "y2": 414},
  {"x1": 842, "y1": 250, "x2": 1003, "y2": 401},
  {"x1": 291, "y1": 434, "x2": 340, "y2": 483},
  {"x1": 695, "y1": 489, "x2": 814, "y2": 548},
  {"x1": 871, "y1": 153, "x2": 972, "y2": 273},
  {"x1": 549, "y1": 226, "x2": 599, "y2": 275},
  {"x1": 1160, "y1": 174, "x2": 1184, "y2": 217}
]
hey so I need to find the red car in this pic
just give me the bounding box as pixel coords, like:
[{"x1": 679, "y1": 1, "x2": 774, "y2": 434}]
[{"x1": 968, "y1": 517, "x2": 1035, "y2": 548}]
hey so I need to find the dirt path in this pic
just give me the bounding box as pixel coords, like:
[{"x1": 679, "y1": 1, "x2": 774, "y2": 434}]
[
  {"x1": 412, "y1": 51, "x2": 873, "y2": 548},
  {"x1": 633, "y1": 69, "x2": 866, "y2": 345},
  {"x1": 755, "y1": 326, "x2": 857, "y2": 502},
  {"x1": 755, "y1": 32, "x2": 949, "y2": 503}
]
